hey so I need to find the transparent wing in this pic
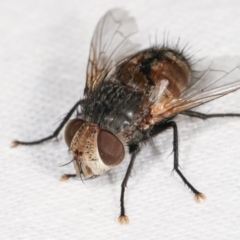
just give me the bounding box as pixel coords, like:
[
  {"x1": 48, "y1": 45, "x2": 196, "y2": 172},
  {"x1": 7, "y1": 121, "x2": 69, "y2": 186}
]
[
  {"x1": 181, "y1": 56, "x2": 240, "y2": 105},
  {"x1": 150, "y1": 56, "x2": 240, "y2": 121},
  {"x1": 85, "y1": 8, "x2": 140, "y2": 95}
]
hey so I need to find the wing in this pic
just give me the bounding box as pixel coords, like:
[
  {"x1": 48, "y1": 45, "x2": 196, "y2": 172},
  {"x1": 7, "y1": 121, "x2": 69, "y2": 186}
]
[
  {"x1": 147, "y1": 56, "x2": 240, "y2": 124},
  {"x1": 84, "y1": 8, "x2": 140, "y2": 96}
]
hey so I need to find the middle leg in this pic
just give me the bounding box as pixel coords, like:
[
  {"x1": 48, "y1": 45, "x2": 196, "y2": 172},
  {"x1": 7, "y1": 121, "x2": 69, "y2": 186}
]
[
  {"x1": 149, "y1": 121, "x2": 206, "y2": 202},
  {"x1": 181, "y1": 110, "x2": 240, "y2": 119}
]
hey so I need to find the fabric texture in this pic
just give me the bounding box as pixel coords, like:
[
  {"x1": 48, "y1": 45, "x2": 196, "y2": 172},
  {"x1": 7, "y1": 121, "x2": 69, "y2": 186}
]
[{"x1": 1, "y1": 1, "x2": 240, "y2": 239}]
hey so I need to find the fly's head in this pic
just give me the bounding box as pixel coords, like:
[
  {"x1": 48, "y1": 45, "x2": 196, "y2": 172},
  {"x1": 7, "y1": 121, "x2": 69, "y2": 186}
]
[{"x1": 64, "y1": 119, "x2": 126, "y2": 178}]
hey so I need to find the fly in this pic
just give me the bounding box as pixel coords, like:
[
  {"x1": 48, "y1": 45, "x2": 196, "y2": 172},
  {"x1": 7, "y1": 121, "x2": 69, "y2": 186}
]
[{"x1": 12, "y1": 9, "x2": 240, "y2": 224}]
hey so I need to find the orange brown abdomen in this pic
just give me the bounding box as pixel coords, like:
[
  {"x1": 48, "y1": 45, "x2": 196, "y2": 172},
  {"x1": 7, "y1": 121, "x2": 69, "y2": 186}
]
[{"x1": 116, "y1": 47, "x2": 191, "y2": 98}]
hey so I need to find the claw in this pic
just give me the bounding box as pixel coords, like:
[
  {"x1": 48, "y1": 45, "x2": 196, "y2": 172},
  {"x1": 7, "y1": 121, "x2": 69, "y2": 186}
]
[
  {"x1": 118, "y1": 215, "x2": 129, "y2": 225},
  {"x1": 11, "y1": 140, "x2": 19, "y2": 148},
  {"x1": 59, "y1": 174, "x2": 69, "y2": 181},
  {"x1": 194, "y1": 192, "x2": 206, "y2": 203}
]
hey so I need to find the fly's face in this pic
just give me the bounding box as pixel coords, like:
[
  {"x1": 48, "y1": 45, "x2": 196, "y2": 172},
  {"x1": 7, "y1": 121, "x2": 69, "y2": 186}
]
[{"x1": 64, "y1": 119, "x2": 126, "y2": 178}]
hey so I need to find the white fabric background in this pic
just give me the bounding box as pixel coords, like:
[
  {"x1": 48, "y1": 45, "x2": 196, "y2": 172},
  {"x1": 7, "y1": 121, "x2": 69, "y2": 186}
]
[{"x1": 1, "y1": 0, "x2": 240, "y2": 239}]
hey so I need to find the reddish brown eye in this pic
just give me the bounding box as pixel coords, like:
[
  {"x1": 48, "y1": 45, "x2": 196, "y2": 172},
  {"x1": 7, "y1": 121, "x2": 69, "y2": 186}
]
[
  {"x1": 97, "y1": 130, "x2": 125, "y2": 166},
  {"x1": 64, "y1": 119, "x2": 85, "y2": 147}
]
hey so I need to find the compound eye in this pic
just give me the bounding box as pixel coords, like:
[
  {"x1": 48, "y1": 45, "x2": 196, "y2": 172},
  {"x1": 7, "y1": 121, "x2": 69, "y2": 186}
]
[
  {"x1": 64, "y1": 119, "x2": 85, "y2": 147},
  {"x1": 97, "y1": 130, "x2": 125, "y2": 166}
]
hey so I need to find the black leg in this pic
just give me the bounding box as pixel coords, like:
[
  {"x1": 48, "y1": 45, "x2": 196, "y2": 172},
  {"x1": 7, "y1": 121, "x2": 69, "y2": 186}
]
[
  {"x1": 118, "y1": 146, "x2": 140, "y2": 224},
  {"x1": 181, "y1": 110, "x2": 240, "y2": 119},
  {"x1": 60, "y1": 174, "x2": 77, "y2": 181},
  {"x1": 149, "y1": 121, "x2": 206, "y2": 202},
  {"x1": 11, "y1": 100, "x2": 82, "y2": 147}
]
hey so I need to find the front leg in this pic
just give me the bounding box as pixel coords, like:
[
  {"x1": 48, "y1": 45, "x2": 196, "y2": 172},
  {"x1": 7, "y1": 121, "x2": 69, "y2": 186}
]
[
  {"x1": 60, "y1": 174, "x2": 77, "y2": 181},
  {"x1": 11, "y1": 100, "x2": 82, "y2": 147},
  {"x1": 118, "y1": 145, "x2": 140, "y2": 224}
]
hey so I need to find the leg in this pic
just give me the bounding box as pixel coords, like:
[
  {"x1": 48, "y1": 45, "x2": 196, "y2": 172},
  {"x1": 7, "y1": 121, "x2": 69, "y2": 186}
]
[
  {"x1": 11, "y1": 100, "x2": 82, "y2": 147},
  {"x1": 149, "y1": 121, "x2": 205, "y2": 202},
  {"x1": 60, "y1": 174, "x2": 77, "y2": 181},
  {"x1": 181, "y1": 110, "x2": 240, "y2": 119},
  {"x1": 118, "y1": 145, "x2": 140, "y2": 224}
]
